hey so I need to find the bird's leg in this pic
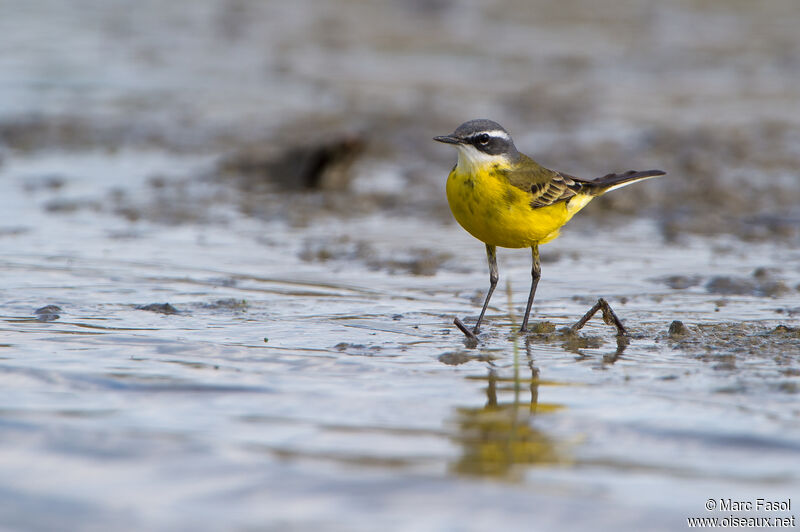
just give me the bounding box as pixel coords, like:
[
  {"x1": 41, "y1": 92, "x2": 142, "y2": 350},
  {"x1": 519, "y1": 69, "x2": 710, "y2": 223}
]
[
  {"x1": 519, "y1": 244, "x2": 541, "y2": 333},
  {"x1": 472, "y1": 244, "x2": 498, "y2": 334}
]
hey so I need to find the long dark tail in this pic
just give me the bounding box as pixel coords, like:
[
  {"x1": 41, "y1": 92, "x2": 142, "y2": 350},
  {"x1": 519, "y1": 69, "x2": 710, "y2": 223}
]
[{"x1": 587, "y1": 169, "x2": 666, "y2": 195}]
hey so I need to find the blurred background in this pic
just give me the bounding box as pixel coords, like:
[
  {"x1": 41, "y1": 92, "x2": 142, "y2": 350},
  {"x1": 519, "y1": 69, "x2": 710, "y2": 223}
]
[
  {"x1": 4, "y1": 0, "x2": 800, "y2": 236},
  {"x1": 1, "y1": 1, "x2": 799, "y2": 531}
]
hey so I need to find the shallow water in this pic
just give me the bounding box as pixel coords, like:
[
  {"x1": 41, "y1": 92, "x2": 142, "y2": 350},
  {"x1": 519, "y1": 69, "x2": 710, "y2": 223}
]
[
  {"x1": 2, "y1": 1, "x2": 800, "y2": 531},
  {"x1": 2, "y1": 146, "x2": 799, "y2": 531}
]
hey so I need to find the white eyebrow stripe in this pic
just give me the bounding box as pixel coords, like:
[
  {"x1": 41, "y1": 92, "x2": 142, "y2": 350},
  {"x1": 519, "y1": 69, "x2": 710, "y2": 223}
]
[{"x1": 468, "y1": 130, "x2": 510, "y2": 141}]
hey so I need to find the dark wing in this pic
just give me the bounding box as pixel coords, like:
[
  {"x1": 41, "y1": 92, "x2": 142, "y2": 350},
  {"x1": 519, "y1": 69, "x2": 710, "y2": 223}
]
[{"x1": 502, "y1": 155, "x2": 588, "y2": 208}]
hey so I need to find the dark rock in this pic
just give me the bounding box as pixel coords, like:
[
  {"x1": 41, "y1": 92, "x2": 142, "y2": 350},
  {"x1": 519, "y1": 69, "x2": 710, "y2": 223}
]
[
  {"x1": 668, "y1": 320, "x2": 689, "y2": 336},
  {"x1": 136, "y1": 303, "x2": 179, "y2": 314}
]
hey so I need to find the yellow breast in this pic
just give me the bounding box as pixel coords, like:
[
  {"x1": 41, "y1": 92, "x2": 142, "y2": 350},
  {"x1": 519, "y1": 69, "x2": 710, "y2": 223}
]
[{"x1": 445, "y1": 166, "x2": 592, "y2": 249}]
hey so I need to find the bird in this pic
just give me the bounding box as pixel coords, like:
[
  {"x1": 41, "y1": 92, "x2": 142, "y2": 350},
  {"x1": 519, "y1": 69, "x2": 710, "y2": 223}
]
[{"x1": 434, "y1": 119, "x2": 665, "y2": 334}]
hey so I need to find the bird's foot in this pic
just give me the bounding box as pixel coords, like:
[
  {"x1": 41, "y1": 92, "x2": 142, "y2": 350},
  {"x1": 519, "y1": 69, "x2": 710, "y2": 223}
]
[{"x1": 454, "y1": 317, "x2": 480, "y2": 344}]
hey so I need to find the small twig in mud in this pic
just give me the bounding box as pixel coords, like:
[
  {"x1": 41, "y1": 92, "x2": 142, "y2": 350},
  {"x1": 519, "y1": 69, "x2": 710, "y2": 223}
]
[
  {"x1": 569, "y1": 298, "x2": 628, "y2": 336},
  {"x1": 454, "y1": 317, "x2": 479, "y2": 344}
]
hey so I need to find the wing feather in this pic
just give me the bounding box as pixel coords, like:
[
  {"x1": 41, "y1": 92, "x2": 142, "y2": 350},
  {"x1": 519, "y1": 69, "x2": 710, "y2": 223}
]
[{"x1": 501, "y1": 155, "x2": 587, "y2": 208}]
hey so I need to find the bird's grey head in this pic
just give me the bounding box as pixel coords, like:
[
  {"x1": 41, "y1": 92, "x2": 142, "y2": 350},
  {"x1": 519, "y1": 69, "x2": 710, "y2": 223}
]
[{"x1": 433, "y1": 119, "x2": 520, "y2": 166}]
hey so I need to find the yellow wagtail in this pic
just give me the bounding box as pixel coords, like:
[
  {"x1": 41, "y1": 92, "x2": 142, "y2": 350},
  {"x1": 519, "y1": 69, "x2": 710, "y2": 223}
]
[{"x1": 434, "y1": 119, "x2": 665, "y2": 334}]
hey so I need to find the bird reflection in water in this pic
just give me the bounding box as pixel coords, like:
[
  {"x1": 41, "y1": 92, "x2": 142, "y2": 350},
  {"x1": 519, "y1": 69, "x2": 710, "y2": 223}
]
[{"x1": 449, "y1": 339, "x2": 568, "y2": 479}]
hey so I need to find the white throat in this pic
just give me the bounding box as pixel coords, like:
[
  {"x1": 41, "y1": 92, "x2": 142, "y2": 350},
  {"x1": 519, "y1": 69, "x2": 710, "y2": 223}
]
[{"x1": 455, "y1": 145, "x2": 508, "y2": 173}]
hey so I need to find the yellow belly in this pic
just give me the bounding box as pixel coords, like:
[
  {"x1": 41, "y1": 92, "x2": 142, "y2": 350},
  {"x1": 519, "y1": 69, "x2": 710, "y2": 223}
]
[{"x1": 446, "y1": 167, "x2": 593, "y2": 248}]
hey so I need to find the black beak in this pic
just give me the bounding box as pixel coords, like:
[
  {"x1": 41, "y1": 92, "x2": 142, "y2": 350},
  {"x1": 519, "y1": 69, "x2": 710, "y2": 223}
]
[{"x1": 433, "y1": 135, "x2": 461, "y2": 145}]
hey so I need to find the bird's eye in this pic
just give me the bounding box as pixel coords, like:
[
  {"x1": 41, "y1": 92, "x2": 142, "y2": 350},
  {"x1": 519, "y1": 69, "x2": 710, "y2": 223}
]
[{"x1": 477, "y1": 134, "x2": 490, "y2": 144}]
